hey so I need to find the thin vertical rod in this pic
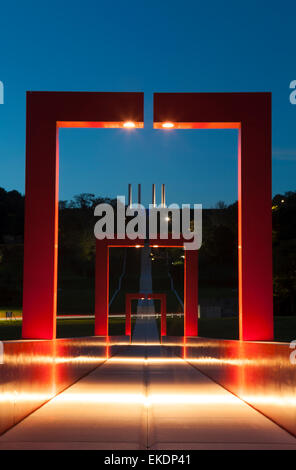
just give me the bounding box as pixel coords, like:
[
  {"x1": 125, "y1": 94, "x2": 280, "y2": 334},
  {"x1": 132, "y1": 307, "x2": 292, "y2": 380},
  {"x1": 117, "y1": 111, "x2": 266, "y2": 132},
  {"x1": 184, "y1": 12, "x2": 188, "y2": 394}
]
[
  {"x1": 152, "y1": 184, "x2": 156, "y2": 207},
  {"x1": 138, "y1": 184, "x2": 141, "y2": 206},
  {"x1": 128, "y1": 183, "x2": 132, "y2": 207},
  {"x1": 161, "y1": 184, "x2": 166, "y2": 207}
]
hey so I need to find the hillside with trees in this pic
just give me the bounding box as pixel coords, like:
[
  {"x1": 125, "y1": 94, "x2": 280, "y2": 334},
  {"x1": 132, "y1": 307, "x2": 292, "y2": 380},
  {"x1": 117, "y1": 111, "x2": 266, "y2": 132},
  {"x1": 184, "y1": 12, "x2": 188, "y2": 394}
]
[{"x1": 0, "y1": 187, "x2": 295, "y2": 317}]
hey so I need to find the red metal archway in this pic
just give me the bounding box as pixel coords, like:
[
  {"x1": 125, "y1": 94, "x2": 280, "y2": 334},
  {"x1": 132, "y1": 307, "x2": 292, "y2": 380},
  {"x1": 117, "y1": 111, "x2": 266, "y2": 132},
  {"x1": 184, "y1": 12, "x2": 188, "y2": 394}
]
[
  {"x1": 154, "y1": 93, "x2": 273, "y2": 341},
  {"x1": 22, "y1": 91, "x2": 273, "y2": 342},
  {"x1": 95, "y1": 237, "x2": 198, "y2": 337},
  {"x1": 22, "y1": 92, "x2": 143, "y2": 339}
]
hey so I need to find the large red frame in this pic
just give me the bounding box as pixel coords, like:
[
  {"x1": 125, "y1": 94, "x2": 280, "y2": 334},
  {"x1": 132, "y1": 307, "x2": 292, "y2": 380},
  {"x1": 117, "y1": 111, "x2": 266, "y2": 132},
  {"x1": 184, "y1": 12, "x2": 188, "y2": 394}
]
[
  {"x1": 154, "y1": 93, "x2": 273, "y2": 340},
  {"x1": 22, "y1": 92, "x2": 143, "y2": 339},
  {"x1": 22, "y1": 91, "x2": 273, "y2": 341},
  {"x1": 96, "y1": 238, "x2": 198, "y2": 337},
  {"x1": 125, "y1": 293, "x2": 167, "y2": 337}
]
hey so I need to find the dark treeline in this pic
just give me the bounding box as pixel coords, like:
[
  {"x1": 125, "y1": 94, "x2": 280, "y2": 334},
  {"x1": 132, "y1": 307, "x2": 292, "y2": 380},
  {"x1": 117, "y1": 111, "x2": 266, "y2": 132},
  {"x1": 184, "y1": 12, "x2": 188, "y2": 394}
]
[{"x1": 0, "y1": 188, "x2": 295, "y2": 315}]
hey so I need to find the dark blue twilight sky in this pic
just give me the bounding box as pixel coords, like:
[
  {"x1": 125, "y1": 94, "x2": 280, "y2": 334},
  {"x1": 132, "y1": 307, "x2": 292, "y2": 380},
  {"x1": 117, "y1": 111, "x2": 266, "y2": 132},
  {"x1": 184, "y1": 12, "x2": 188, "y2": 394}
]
[{"x1": 0, "y1": 0, "x2": 295, "y2": 208}]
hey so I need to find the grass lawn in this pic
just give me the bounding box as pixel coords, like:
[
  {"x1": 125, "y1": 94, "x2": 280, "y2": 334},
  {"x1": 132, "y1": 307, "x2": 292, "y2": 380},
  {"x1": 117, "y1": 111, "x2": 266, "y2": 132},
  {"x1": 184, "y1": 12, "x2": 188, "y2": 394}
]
[
  {"x1": 0, "y1": 308, "x2": 22, "y2": 319},
  {"x1": 0, "y1": 316, "x2": 295, "y2": 343},
  {"x1": 161, "y1": 317, "x2": 239, "y2": 339},
  {"x1": 0, "y1": 317, "x2": 136, "y2": 340}
]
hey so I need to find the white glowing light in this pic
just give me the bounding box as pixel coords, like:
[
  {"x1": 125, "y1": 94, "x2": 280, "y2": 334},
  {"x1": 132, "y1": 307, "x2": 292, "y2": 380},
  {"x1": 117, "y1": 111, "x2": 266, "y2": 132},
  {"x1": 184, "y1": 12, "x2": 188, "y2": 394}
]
[
  {"x1": 123, "y1": 121, "x2": 136, "y2": 128},
  {"x1": 54, "y1": 391, "x2": 239, "y2": 407},
  {"x1": 162, "y1": 122, "x2": 175, "y2": 129}
]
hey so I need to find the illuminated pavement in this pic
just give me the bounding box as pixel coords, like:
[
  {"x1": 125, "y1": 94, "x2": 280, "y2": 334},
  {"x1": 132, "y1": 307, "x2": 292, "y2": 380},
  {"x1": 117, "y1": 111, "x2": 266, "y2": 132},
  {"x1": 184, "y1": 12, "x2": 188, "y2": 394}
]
[
  {"x1": 0, "y1": 326, "x2": 296, "y2": 449},
  {"x1": 1, "y1": 242, "x2": 296, "y2": 449}
]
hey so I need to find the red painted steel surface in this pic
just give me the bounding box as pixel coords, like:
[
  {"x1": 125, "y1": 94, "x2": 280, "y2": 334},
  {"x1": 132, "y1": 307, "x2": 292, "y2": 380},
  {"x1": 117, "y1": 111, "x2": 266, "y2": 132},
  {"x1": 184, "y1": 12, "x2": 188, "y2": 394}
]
[
  {"x1": 23, "y1": 92, "x2": 144, "y2": 340},
  {"x1": 184, "y1": 250, "x2": 198, "y2": 336},
  {"x1": 0, "y1": 336, "x2": 132, "y2": 436},
  {"x1": 125, "y1": 294, "x2": 145, "y2": 337},
  {"x1": 95, "y1": 243, "x2": 109, "y2": 336},
  {"x1": 96, "y1": 238, "x2": 198, "y2": 337},
  {"x1": 154, "y1": 93, "x2": 273, "y2": 341},
  {"x1": 25, "y1": 91, "x2": 270, "y2": 341},
  {"x1": 104, "y1": 235, "x2": 186, "y2": 247},
  {"x1": 176, "y1": 337, "x2": 296, "y2": 437}
]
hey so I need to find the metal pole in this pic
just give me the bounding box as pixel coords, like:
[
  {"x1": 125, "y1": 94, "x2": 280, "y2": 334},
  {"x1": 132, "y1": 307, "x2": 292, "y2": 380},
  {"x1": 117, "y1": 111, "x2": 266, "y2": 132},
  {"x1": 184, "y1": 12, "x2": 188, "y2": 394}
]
[
  {"x1": 138, "y1": 183, "x2": 141, "y2": 206},
  {"x1": 152, "y1": 184, "x2": 156, "y2": 207},
  {"x1": 128, "y1": 183, "x2": 132, "y2": 207}
]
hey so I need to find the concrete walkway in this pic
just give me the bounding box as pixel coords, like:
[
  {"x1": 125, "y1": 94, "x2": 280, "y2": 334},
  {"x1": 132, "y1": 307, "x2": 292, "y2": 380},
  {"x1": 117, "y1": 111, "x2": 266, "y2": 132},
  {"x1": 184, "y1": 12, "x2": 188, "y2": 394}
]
[
  {"x1": 1, "y1": 247, "x2": 296, "y2": 449},
  {"x1": 132, "y1": 240, "x2": 159, "y2": 344},
  {"x1": 1, "y1": 338, "x2": 296, "y2": 449}
]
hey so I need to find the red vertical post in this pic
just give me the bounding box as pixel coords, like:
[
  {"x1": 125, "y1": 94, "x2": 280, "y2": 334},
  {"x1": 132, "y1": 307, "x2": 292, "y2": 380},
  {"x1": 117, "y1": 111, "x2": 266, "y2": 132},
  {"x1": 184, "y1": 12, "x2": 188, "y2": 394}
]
[
  {"x1": 95, "y1": 241, "x2": 109, "y2": 336},
  {"x1": 125, "y1": 295, "x2": 132, "y2": 336},
  {"x1": 238, "y1": 111, "x2": 273, "y2": 340},
  {"x1": 22, "y1": 99, "x2": 58, "y2": 339},
  {"x1": 184, "y1": 249, "x2": 198, "y2": 337},
  {"x1": 160, "y1": 294, "x2": 167, "y2": 336}
]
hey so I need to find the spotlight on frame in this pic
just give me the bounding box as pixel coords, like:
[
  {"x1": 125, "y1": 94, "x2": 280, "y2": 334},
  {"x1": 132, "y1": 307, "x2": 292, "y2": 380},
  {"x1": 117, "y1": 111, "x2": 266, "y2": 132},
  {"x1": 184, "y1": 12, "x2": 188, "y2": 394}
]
[
  {"x1": 162, "y1": 122, "x2": 175, "y2": 129},
  {"x1": 123, "y1": 121, "x2": 136, "y2": 128}
]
